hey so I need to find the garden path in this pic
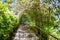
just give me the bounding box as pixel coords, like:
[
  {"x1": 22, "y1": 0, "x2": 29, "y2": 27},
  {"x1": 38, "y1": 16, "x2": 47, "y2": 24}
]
[{"x1": 11, "y1": 24, "x2": 39, "y2": 40}]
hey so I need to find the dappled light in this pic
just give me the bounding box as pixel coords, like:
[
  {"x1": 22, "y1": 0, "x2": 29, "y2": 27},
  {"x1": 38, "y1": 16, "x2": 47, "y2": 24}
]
[{"x1": 0, "y1": 0, "x2": 60, "y2": 40}]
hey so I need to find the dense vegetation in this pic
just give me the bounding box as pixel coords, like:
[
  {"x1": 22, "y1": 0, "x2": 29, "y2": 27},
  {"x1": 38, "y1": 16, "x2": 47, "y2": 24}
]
[
  {"x1": 17, "y1": 0, "x2": 60, "y2": 40},
  {"x1": 0, "y1": 1, "x2": 19, "y2": 40},
  {"x1": 0, "y1": 0, "x2": 60, "y2": 40}
]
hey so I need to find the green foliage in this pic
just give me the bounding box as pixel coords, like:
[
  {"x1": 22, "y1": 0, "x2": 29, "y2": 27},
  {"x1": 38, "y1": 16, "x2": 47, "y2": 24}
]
[
  {"x1": 6, "y1": 0, "x2": 12, "y2": 4},
  {"x1": 56, "y1": 8, "x2": 60, "y2": 13},
  {"x1": 0, "y1": 3, "x2": 19, "y2": 40},
  {"x1": 21, "y1": 0, "x2": 58, "y2": 40},
  {"x1": 16, "y1": 0, "x2": 59, "y2": 40}
]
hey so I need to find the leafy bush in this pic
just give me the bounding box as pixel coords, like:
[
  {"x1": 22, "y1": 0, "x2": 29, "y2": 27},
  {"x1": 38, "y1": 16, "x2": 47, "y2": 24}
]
[{"x1": 0, "y1": 3, "x2": 19, "y2": 40}]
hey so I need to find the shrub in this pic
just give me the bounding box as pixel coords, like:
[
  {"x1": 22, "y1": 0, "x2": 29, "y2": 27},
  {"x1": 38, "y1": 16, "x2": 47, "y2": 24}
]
[{"x1": 0, "y1": 3, "x2": 19, "y2": 40}]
